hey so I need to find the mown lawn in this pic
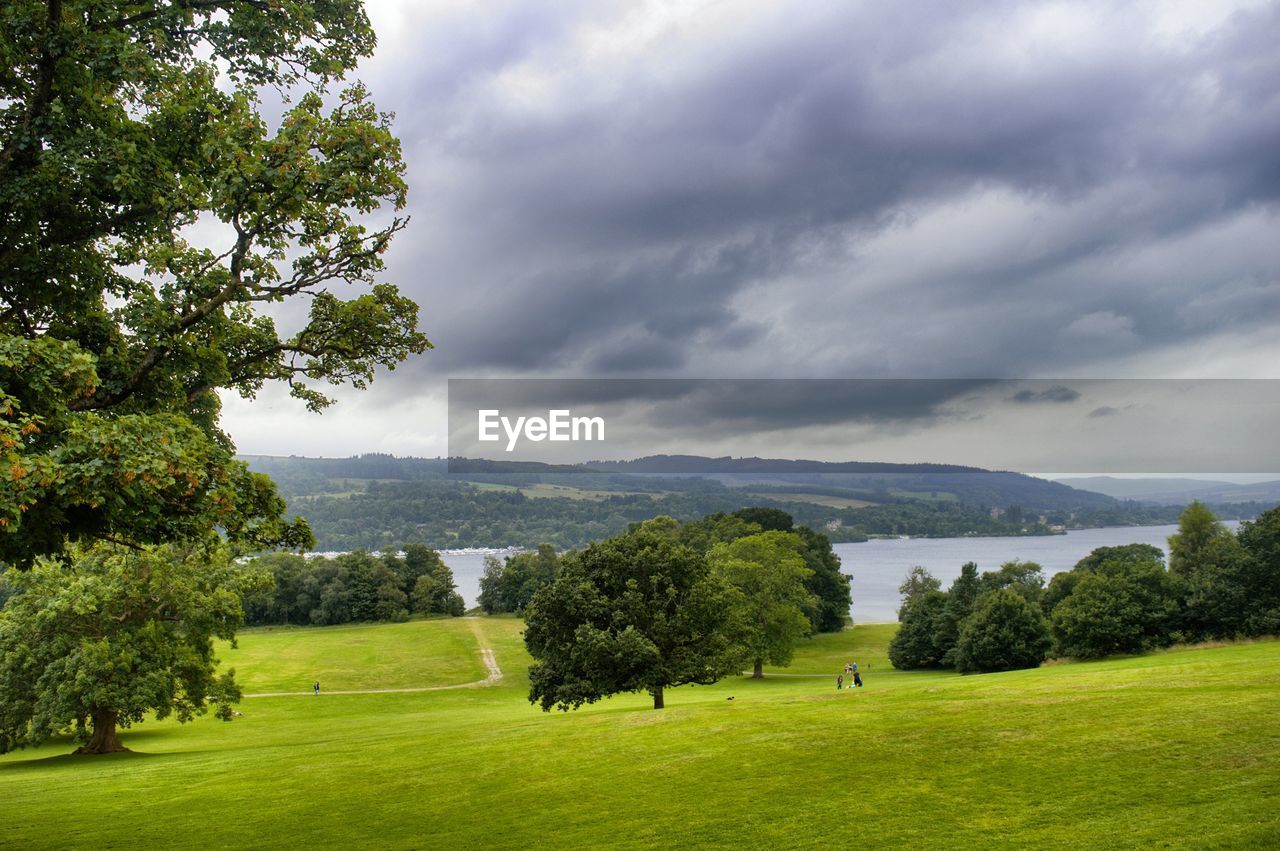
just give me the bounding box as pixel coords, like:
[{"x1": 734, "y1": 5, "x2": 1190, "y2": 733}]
[
  {"x1": 2, "y1": 620, "x2": 1277, "y2": 849},
  {"x1": 220, "y1": 618, "x2": 488, "y2": 693}
]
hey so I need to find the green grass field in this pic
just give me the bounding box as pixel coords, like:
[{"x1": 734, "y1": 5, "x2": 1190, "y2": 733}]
[
  {"x1": 221, "y1": 619, "x2": 488, "y2": 693},
  {"x1": 3, "y1": 620, "x2": 1278, "y2": 848}
]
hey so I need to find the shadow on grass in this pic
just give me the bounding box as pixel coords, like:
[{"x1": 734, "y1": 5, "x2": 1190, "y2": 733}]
[{"x1": 0, "y1": 748, "x2": 200, "y2": 772}]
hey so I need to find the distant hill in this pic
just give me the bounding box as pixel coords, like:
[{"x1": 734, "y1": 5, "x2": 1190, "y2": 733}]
[
  {"x1": 231, "y1": 453, "x2": 1224, "y2": 550},
  {"x1": 245, "y1": 453, "x2": 1120, "y2": 512},
  {"x1": 584, "y1": 455, "x2": 1120, "y2": 512},
  {"x1": 1054, "y1": 476, "x2": 1280, "y2": 505}
]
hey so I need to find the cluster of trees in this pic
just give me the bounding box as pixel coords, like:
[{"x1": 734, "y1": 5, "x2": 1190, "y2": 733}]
[
  {"x1": 242, "y1": 546, "x2": 464, "y2": 627},
  {"x1": 0, "y1": 0, "x2": 426, "y2": 754},
  {"x1": 890, "y1": 503, "x2": 1280, "y2": 673},
  {"x1": 522, "y1": 508, "x2": 852, "y2": 711},
  {"x1": 889, "y1": 561, "x2": 1052, "y2": 673},
  {"x1": 479, "y1": 545, "x2": 561, "y2": 614}
]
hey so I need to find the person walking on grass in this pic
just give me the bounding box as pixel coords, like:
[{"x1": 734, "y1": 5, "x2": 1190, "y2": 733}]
[
  {"x1": 837, "y1": 673, "x2": 844, "y2": 690},
  {"x1": 853, "y1": 670, "x2": 863, "y2": 688},
  {"x1": 314, "y1": 680, "x2": 320, "y2": 695}
]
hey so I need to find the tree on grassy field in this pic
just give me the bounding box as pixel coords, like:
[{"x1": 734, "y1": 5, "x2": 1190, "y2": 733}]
[
  {"x1": 478, "y1": 554, "x2": 505, "y2": 614},
  {"x1": 1050, "y1": 557, "x2": 1180, "y2": 659},
  {"x1": 1168, "y1": 502, "x2": 1259, "y2": 639},
  {"x1": 933, "y1": 561, "x2": 980, "y2": 667},
  {"x1": 240, "y1": 546, "x2": 461, "y2": 625},
  {"x1": 794, "y1": 525, "x2": 853, "y2": 633},
  {"x1": 709, "y1": 531, "x2": 815, "y2": 678},
  {"x1": 0, "y1": 1, "x2": 428, "y2": 565},
  {"x1": 411, "y1": 566, "x2": 465, "y2": 617},
  {"x1": 0, "y1": 542, "x2": 260, "y2": 754},
  {"x1": 675, "y1": 510, "x2": 850, "y2": 633},
  {"x1": 478, "y1": 544, "x2": 559, "y2": 614},
  {"x1": 888, "y1": 588, "x2": 948, "y2": 670},
  {"x1": 403, "y1": 544, "x2": 447, "y2": 592},
  {"x1": 952, "y1": 588, "x2": 1052, "y2": 674},
  {"x1": 524, "y1": 519, "x2": 740, "y2": 710},
  {"x1": 1236, "y1": 506, "x2": 1280, "y2": 635}
]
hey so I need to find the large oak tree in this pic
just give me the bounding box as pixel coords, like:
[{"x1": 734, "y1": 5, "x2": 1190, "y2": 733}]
[
  {"x1": 708, "y1": 530, "x2": 814, "y2": 679},
  {"x1": 524, "y1": 518, "x2": 741, "y2": 711},
  {"x1": 0, "y1": 0, "x2": 429, "y2": 564},
  {"x1": 0, "y1": 541, "x2": 260, "y2": 754}
]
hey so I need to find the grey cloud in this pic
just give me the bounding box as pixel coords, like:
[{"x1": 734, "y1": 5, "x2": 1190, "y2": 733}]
[
  {"x1": 1088, "y1": 406, "x2": 1121, "y2": 418},
  {"x1": 588, "y1": 336, "x2": 687, "y2": 373},
  {"x1": 1008, "y1": 386, "x2": 1082, "y2": 404},
  {"x1": 371, "y1": 0, "x2": 1277, "y2": 383}
]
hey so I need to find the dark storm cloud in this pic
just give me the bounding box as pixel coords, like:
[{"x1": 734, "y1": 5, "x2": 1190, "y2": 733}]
[
  {"x1": 449, "y1": 378, "x2": 996, "y2": 433},
  {"x1": 1008, "y1": 386, "x2": 1082, "y2": 404},
  {"x1": 362, "y1": 0, "x2": 1280, "y2": 383},
  {"x1": 444, "y1": 379, "x2": 1280, "y2": 472}
]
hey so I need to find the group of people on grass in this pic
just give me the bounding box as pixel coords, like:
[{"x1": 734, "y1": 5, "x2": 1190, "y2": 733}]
[{"x1": 837, "y1": 661, "x2": 863, "y2": 690}]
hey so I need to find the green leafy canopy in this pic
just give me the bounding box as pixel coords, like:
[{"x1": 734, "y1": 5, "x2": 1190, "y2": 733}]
[
  {"x1": 1, "y1": 1, "x2": 430, "y2": 562},
  {"x1": 0, "y1": 541, "x2": 265, "y2": 754}
]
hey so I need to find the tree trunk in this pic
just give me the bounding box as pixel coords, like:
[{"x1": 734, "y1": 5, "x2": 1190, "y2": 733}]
[
  {"x1": 753, "y1": 658, "x2": 764, "y2": 679},
  {"x1": 652, "y1": 685, "x2": 664, "y2": 710},
  {"x1": 76, "y1": 709, "x2": 127, "y2": 755}
]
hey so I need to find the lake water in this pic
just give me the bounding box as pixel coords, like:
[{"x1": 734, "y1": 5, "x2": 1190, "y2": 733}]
[
  {"x1": 836, "y1": 523, "x2": 1238, "y2": 623},
  {"x1": 441, "y1": 523, "x2": 1233, "y2": 624}
]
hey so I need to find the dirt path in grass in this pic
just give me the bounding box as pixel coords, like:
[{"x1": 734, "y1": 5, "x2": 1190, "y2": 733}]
[{"x1": 243, "y1": 620, "x2": 503, "y2": 698}]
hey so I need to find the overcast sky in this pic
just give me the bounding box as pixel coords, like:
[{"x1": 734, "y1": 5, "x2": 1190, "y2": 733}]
[{"x1": 223, "y1": 0, "x2": 1280, "y2": 467}]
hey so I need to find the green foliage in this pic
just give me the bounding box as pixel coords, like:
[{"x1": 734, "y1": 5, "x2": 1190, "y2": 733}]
[
  {"x1": 676, "y1": 512, "x2": 762, "y2": 552},
  {"x1": 896, "y1": 565, "x2": 941, "y2": 619},
  {"x1": 0, "y1": 541, "x2": 258, "y2": 754},
  {"x1": 1051, "y1": 558, "x2": 1180, "y2": 659},
  {"x1": 242, "y1": 546, "x2": 460, "y2": 626},
  {"x1": 887, "y1": 588, "x2": 948, "y2": 670},
  {"x1": 709, "y1": 531, "x2": 815, "y2": 676},
  {"x1": 1168, "y1": 501, "x2": 1267, "y2": 639},
  {"x1": 523, "y1": 519, "x2": 741, "y2": 710},
  {"x1": 1236, "y1": 505, "x2": 1280, "y2": 635},
  {"x1": 933, "y1": 561, "x2": 980, "y2": 666},
  {"x1": 731, "y1": 507, "x2": 794, "y2": 532},
  {"x1": 675, "y1": 511, "x2": 850, "y2": 634},
  {"x1": 477, "y1": 544, "x2": 560, "y2": 614},
  {"x1": 0, "y1": 0, "x2": 428, "y2": 564},
  {"x1": 794, "y1": 525, "x2": 852, "y2": 632},
  {"x1": 977, "y1": 560, "x2": 1045, "y2": 605},
  {"x1": 952, "y1": 588, "x2": 1052, "y2": 674},
  {"x1": 1041, "y1": 570, "x2": 1081, "y2": 617},
  {"x1": 1072, "y1": 543, "x2": 1165, "y2": 573},
  {"x1": 409, "y1": 557, "x2": 465, "y2": 617}
]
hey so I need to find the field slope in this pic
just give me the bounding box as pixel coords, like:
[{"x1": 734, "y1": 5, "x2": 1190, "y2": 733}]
[{"x1": 2, "y1": 620, "x2": 1277, "y2": 849}]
